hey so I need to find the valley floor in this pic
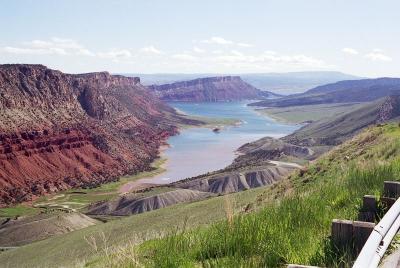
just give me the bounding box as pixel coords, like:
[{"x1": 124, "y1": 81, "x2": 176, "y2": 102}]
[
  {"x1": 1, "y1": 124, "x2": 400, "y2": 267},
  {"x1": 2, "y1": 100, "x2": 399, "y2": 267}
]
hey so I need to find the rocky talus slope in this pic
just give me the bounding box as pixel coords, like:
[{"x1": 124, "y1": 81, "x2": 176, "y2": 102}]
[
  {"x1": 148, "y1": 76, "x2": 266, "y2": 102},
  {"x1": 0, "y1": 64, "x2": 195, "y2": 206}
]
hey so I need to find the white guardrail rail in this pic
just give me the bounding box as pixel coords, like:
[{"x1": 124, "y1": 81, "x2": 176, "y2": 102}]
[{"x1": 353, "y1": 197, "x2": 400, "y2": 268}]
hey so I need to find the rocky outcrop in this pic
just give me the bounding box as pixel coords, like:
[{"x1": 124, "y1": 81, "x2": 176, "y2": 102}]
[
  {"x1": 87, "y1": 189, "x2": 212, "y2": 216},
  {"x1": 0, "y1": 64, "x2": 194, "y2": 206},
  {"x1": 175, "y1": 167, "x2": 293, "y2": 195},
  {"x1": 233, "y1": 137, "x2": 314, "y2": 165},
  {"x1": 87, "y1": 163, "x2": 295, "y2": 216},
  {"x1": 148, "y1": 76, "x2": 263, "y2": 102}
]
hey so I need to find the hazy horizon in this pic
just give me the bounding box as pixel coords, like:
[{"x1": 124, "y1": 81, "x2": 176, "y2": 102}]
[{"x1": 1, "y1": 0, "x2": 399, "y2": 77}]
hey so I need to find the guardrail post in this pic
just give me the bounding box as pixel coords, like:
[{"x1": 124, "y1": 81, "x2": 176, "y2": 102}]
[
  {"x1": 381, "y1": 197, "x2": 397, "y2": 211},
  {"x1": 331, "y1": 219, "x2": 375, "y2": 256},
  {"x1": 352, "y1": 221, "x2": 375, "y2": 254},
  {"x1": 331, "y1": 219, "x2": 353, "y2": 250},
  {"x1": 358, "y1": 195, "x2": 377, "y2": 222},
  {"x1": 384, "y1": 181, "x2": 400, "y2": 198}
]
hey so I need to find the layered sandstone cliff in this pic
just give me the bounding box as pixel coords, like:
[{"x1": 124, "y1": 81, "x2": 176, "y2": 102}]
[
  {"x1": 0, "y1": 64, "x2": 193, "y2": 206},
  {"x1": 148, "y1": 76, "x2": 264, "y2": 102}
]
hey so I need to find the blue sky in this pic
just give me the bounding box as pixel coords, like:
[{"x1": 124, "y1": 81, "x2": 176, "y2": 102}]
[{"x1": 0, "y1": 0, "x2": 399, "y2": 76}]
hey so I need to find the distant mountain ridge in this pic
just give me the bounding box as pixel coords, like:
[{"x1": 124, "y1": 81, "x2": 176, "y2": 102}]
[
  {"x1": 251, "y1": 77, "x2": 400, "y2": 107},
  {"x1": 148, "y1": 76, "x2": 280, "y2": 102},
  {"x1": 240, "y1": 71, "x2": 361, "y2": 94},
  {"x1": 121, "y1": 71, "x2": 360, "y2": 95}
]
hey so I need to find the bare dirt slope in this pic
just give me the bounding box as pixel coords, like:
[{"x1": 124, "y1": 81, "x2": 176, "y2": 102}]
[
  {"x1": 87, "y1": 189, "x2": 212, "y2": 216},
  {"x1": 0, "y1": 212, "x2": 99, "y2": 247}
]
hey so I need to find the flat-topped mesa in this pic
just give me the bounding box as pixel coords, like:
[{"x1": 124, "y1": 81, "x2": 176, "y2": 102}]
[
  {"x1": 0, "y1": 64, "x2": 184, "y2": 206},
  {"x1": 150, "y1": 76, "x2": 242, "y2": 91},
  {"x1": 148, "y1": 76, "x2": 263, "y2": 102},
  {"x1": 74, "y1": 72, "x2": 141, "y2": 89}
]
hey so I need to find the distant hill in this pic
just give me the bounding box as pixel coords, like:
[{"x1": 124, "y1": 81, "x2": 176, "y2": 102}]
[
  {"x1": 282, "y1": 95, "x2": 400, "y2": 146},
  {"x1": 148, "y1": 76, "x2": 280, "y2": 102},
  {"x1": 240, "y1": 71, "x2": 361, "y2": 94},
  {"x1": 251, "y1": 77, "x2": 400, "y2": 107},
  {"x1": 121, "y1": 71, "x2": 360, "y2": 95}
]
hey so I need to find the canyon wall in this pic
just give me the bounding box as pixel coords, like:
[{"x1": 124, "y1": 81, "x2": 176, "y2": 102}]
[{"x1": 0, "y1": 64, "x2": 191, "y2": 206}]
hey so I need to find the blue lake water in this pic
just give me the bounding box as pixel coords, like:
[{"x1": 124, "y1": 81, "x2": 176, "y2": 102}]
[{"x1": 121, "y1": 101, "x2": 298, "y2": 191}]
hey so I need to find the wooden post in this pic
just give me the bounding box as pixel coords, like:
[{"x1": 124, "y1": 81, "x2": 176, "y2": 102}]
[
  {"x1": 384, "y1": 181, "x2": 400, "y2": 198},
  {"x1": 358, "y1": 195, "x2": 377, "y2": 222},
  {"x1": 331, "y1": 219, "x2": 375, "y2": 256},
  {"x1": 331, "y1": 219, "x2": 353, "y2": 250},
  {"x1": 381, "y1": 197, "x2": 397, "y2": 211},
  {"x1": 353, "y1": 221, "x2": 375, "y2": 254},
  {"x1": 287, "y1": 265, "x2": 320, "y2": 268}
]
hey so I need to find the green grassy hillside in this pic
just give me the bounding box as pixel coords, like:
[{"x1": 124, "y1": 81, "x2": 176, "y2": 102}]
[
  {"x1": 0, "y1": 185, "x2": 272, "y2": 268},
  {"x1": 88, "y1": 123, "x2": 400, "y2": 267},
  {"x1": 283, "y1": 96, "x2": 400, "y2": 146},
  {"x1": 2, "y1": 124, "x2": 400, "y2": 267},
  {"x1": 259, "y1": 103, "x2": 364, "y2": 124}
]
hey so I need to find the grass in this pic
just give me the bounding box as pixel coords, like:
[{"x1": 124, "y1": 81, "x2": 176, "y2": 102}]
[
  {"x1": 87, "y1": 123, "x2": 400, "y2": 267},
  {"x1": 1, "y1": 158, "x2": 168, "y2": 217},
  {"x1": 0, "y1": 182, "x2": 271, "y2": 267},
  {"x1": 0, "y1": 204, "x2": 38, "y2": 218},
  {"x1": 259, "y1": 103, "x2": 364, "y2": 124},
  {"x1": 3, "y1": 123, "x2": 400, "y2": 267}
]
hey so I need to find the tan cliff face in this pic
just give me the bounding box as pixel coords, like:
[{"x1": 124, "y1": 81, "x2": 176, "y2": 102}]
[
  {"x1": 148, "y1": 76, "x2": 263, "y2": 102},
  {"x1": 0, "y1": 64, "x2": 186, "y2": 206}
]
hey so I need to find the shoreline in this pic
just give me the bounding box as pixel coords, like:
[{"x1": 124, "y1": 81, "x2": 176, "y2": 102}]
[{"x1": 0, "y1": 102, "x2": 297, "y2": 215}]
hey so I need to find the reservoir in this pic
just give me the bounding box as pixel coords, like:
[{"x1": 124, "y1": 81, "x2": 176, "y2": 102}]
[{"x1": 121, "y1": 101, "x2": 298, "y2": 191}]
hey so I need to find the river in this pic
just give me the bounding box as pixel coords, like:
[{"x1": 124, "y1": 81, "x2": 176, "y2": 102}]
[{"x1": 120, "y1": 101, "x2": 298, "y2": 192}]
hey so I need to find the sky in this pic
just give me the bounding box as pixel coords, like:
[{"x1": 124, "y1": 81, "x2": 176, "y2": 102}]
[{"x1": 0, "y1": 0, "x2": 399, "y2": 77}]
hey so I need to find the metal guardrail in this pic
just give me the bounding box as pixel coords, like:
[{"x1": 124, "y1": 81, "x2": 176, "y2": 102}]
[{"x1": 353, "y1": 197, "x2": 400, "y2": 268}]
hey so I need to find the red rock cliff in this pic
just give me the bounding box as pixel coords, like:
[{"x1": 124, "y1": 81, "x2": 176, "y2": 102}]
[{"x1": 0, "y1": 64, "x2": 188, "y2": 206}]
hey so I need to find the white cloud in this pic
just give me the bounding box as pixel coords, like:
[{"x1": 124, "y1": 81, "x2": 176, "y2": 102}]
[
  {"x1": 212, "y1": 50, "x2": 224, "y2": 54},
  {"x1": 230, "y1": 50, "x2": 244, "y2": 57},
  {"x1": 98, "y1": 49, "x2": 132, "y2": 59},
  {"x1": 2, "y1": 38, "x2": 95, "y2": 57},
  {"x1": 372, "y1": 48, "x2": 384, "y2": 53},
  {"x1": 193, "y1": 46, "x2": 205, "y2": 53},
  {"x1": 2, "y1": 46, "x2": 68, "y2": 56},
  {"x1": 77, "y1": 48, "x2": 96, "y2": 56},
  {"x1": 201, "y1": 37, "x2": 255, "y2": 49},
  {"x1": 365, "y1": 52, "x2": 392, "y2": 62},
  {"x1": 140, "y1": 45, "x2": 163, "y2": 55},
  {"x1": 263, "y1": 50, "x2": 277, "y2": 55},
  {"x1": 1, "y1": 46, "x2": 48, "y2": 55},
  {"x1": 237, "y1": 43, "x2": 253, "y2": 48},
  {"x1": 171, "y1": 54, "x2": 198, "y2": 61},
  {"x1": 213, "y1": 51, "x2": 328, "y2": 69},
  {"x1": 342, "y1": 47, "x2": 359, "y2": 55},
  {"x1": 202, "y1": 37, "x2": 234, "y2": 45}
]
